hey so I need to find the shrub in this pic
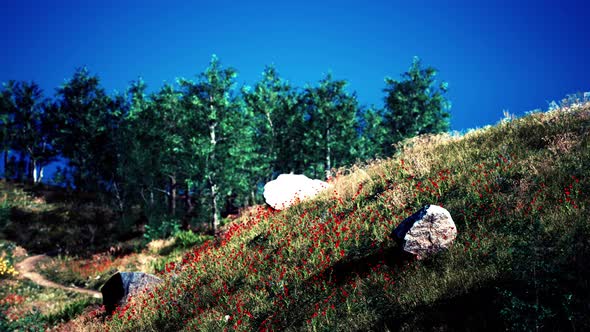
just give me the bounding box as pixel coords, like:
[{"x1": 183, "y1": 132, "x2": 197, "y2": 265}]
[
  {"x1": 44, "y1": 298, "x2": 99, "y2": 326},
  {"x1": 143, "y1": 218, "x2": 181, "y2": 242},
  {"x1": 0, "y1": 241, "x2": 17, "y2": 279},
  {"x1": 174, "y1": 230, "x2": 212, "y2": 248},
  {"x1": 0, "y1": 256, "x2": 17, "y2": 278}
]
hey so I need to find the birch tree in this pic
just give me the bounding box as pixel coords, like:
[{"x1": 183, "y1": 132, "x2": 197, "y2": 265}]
[
  {"x1": 180, "y1": 55, "x2": 251, "y2": 233},
  {"x1": 300, "y1": 74, "x2": 360, "y2": 178},
  {"x1": 3, "y1": 81, "x2": 58, "y2": 183}
]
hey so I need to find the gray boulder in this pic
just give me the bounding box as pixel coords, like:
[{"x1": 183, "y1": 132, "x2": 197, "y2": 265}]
[
  {"x1": 100, "y1": 271, "x2": 162, "y2": 313},
  {"x1": 392, "y1": 205, "x2": 457, "y2": 259}
]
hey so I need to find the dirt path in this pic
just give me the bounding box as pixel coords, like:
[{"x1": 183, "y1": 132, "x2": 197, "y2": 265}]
[{"x1": 15, "y1": 255, "x2": 102, "y2": 299}]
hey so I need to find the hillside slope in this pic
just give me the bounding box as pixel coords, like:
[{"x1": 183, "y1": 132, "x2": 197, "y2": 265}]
[{"x1": 84, "y1": 102, "x2": 589, "y2": 331}]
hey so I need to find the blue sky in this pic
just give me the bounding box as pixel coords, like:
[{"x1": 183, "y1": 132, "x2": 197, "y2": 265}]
[{"x1": 1, "y1": 0, "x2": 588, "y2": 131}]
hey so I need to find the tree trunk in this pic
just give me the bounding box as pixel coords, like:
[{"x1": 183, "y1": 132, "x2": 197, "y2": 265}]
[
  {"x1": 32, "y1": 159, "x2": 38, "y2": 183},
  {"x1": 182, "y1": 189, "x2": 194, "y2": 231},
  {"x1": 325, "y1": 127, "x2": 331, "y2": 180},
  {"x1": 27, "y1": 158, "x2": 34, "y2": 184},
  {"x1": 168, "y1": 175, "x2": 176, "y2": 215},
  {"x1": 209, "y1": 95, "x2": 220, "y2": 234},
  {"x1": 265, "y1": 111, "x2": 275, "y2": 138},
  {"x1": 210, "y1": 180, "x2": 220, "y2": 232},
  {"x1": 112, "y1": 181, "x2": 124, "y2": 212},
  {"x1": 265, "y1": 110, "x2": 276, "y2": 177},
  {"x1": 38, "y1": 166, "x2": 44, "y2": 183},
  {"x1": 35, "y1": 142, "x2": 48, "y2": 184},
  {"x1": 31, "y1": 159, "x2": 44, "y2": 184},
  {"x1": 209, "y1": 122, "x2": 220, "y2": 233}
]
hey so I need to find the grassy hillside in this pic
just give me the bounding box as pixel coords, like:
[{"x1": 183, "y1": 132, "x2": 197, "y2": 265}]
[
  {"x1": 31, "y1": 102, "x2": 589, "y2": 330},
  {"x1": 0, "y1": 184, "x2": 211, "y2": 330},
  {"x1": 74, "y1": 102, "x2": 590, "y2": 331},
  {"x1": 0, "y1": 183, "x2": 121, "y2": 255}
]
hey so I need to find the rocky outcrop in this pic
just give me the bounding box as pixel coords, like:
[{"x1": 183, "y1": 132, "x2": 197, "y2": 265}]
[
  {"x1": 263, "y1": 174, "x2": 329, "y2": 210},
  {"x1": 100, "y1": 271, "x2": 162, "y2": 313},
  {"x1": 392, "y1": 205, "x2": 457, "y2": 259}
]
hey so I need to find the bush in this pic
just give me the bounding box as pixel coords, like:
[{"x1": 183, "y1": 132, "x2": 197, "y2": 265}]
[
  {"x1": 174, "y1": 230, "x2": 212, "y2": 248},
  {"x1": 0, "y1": 257, "x2": 17, "y2": 278},
  {"x1": 143, "y1": 218, "x2": 181, "y2": 242},
  {"x1": 0, "y1": 241, "x2": 17, "y2": 279}
]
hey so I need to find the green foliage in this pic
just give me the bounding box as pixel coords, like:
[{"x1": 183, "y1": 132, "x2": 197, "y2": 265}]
[
  {"x1": 357, "y1": 106, "x2": 388, "y2": 159},
  {"x1": 144, "y1": 218, "x2": 181, "y2": 242},
  {"x1": 116, "y1": 80, "x2": 188, "y2": 214},
  {"x1": 55, "y1": 67, "x2": 123, "y2": 191},
  {"x1": 382, "y1": 56, "x2": 451, "y2": 155},
  {"x1": 0, "y1": 290, "x2": 98, "y2": 331},
  {"x1": 242, "y1": 66, "x2": 298, "y2": 197},
  {"x1": 0, "y1": 275, "x2": 99, "y2": 331},
  {"x1": 299, "y1": 73, "x2": 362, "y2": 178},
  {"x1": 44, "y1": 298, "x2": 100, "y2": 326},
  {"x1": 173, "y1": 230, "x2": 212, "y2": 248},
  {"x1": 0, "y1": 241, "x2": 17, "y2": 279},
  {"x1": 179, "y1": 55, "x2": 254, "y2": 231},
  {"x1": 0, "y1": 80, "x2": 59, "y2": 183},
  {"x1": 1, "y1": 55, "x2": 455, "y2": 241},
  {"x1": 149, "y1": 256, "x2": 177, "y2": 274},
  {"x1": 0, "y1": 307, "x2": 46, "y2": 331}
]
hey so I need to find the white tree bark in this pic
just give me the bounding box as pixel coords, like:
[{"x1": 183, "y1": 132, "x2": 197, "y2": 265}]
[{"x1": 209, "y1": 121, "x2": 220, "y2": 232}]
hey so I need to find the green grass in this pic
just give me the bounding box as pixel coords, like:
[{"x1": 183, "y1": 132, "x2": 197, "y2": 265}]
[
  {"x1": 0, "y1": 275, "x2": 101, "y2": 331},
  {"x1": 84, "y1": 102, "x2": 590, "y2": 331},
  {"x1": 0, "y1": 182, "x2": 129, "y2": 256}
]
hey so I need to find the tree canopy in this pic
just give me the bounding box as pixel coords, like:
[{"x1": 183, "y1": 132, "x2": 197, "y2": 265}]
[
  {"x1": 382, "y1": 56, "x2": 451, "y2": 155},
  {"x1": 0, "y1": 56, "x2": 451, "y2": 232}
]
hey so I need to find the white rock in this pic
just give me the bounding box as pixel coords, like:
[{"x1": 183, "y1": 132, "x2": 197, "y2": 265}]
[
  {"x1": 392, "y1": 205, "x2": 457, "y2": 259},
  {"x1": 263, "y1": 174, "x2": 330, "y2": 210}
]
